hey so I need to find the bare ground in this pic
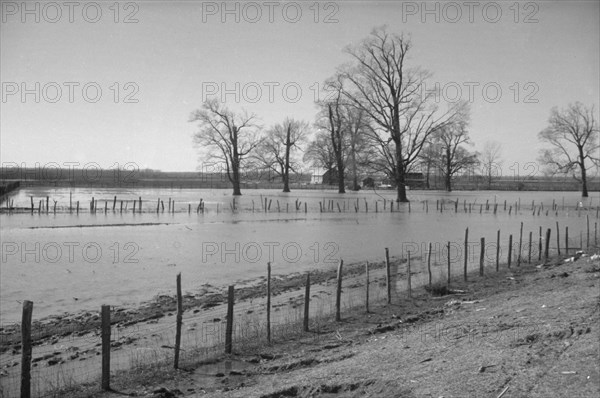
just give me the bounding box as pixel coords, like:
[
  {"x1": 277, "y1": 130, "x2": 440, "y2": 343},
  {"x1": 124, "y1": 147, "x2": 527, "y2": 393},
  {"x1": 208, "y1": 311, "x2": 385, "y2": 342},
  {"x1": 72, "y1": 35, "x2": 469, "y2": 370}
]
[{"x1": 76, "y1": 250, "x2": 600, "y2": 398}]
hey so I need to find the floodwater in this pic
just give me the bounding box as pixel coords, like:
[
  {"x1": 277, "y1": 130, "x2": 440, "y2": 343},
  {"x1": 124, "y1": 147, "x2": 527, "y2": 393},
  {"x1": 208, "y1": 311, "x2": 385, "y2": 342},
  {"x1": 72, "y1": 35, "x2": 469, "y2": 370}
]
[{"x1": 1, "y1": 187, "x2": 596, "y2": 323}]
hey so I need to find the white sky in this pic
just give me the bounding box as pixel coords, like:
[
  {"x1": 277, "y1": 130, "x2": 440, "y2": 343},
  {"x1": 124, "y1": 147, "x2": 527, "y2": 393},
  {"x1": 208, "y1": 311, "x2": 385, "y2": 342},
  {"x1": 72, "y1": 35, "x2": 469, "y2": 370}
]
[{"x1": 1, "y1": 1, "x2": 599, "y2": 175}]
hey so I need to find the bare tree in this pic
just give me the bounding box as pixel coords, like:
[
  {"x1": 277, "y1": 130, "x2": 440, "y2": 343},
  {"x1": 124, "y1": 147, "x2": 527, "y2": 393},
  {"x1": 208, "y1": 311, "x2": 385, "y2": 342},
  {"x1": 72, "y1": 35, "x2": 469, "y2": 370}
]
[
  {"x1": 190, "y1": 99, "x2": 262, "y2": 196},
  {"x1": 254, "y1": 118, "x2": 309, "y2": 192},
  {"x1": 339, "y1": 26, "x2": 465, "y2": 202},
  {"x1": 433, "y1": 119, "x2": 479, "y2": 192},
  {"x1": 315, "y1": 76, "x2": 348, "y2": 193},
  {"x1": 481, "y1": 141, "x2": 503, "y2": 189},
  {"x1": 538, "y1": 102, "x2": 599, "y2": 197}
]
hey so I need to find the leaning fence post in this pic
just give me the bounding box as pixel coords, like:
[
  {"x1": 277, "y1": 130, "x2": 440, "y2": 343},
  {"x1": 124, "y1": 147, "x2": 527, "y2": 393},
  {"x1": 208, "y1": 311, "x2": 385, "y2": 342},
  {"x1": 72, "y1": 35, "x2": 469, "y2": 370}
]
[
  {"x1": 463, "y1": 228, "x2": 469, "y2": 281},
  {"x1": 20, "y1": 300, "x2": 33, "y2": 398},
  {"x1": 304, "y1": 273, "x2": 310, "y2": 331},
  {"x1": 101, "y1": 305, "x2": 111, "y2": 391},
  {"x1": 335, "y1": 260, "x2": 343, "y2": 322},
  {"x1": 544, "y1": 228, "x2": 551, "y2": 262},
  {"x1": 225, "y1": 286, "x2": 234, "y2": 354},
  {"x1": 267, "y1": 262, "x2": 271, "y2": 343},
  {"x1": 174, "y1": 273, "x2": 183, "y2": 369},
  {"x1": 385, "y1": 248, "x2": 391, "y2": 304}
]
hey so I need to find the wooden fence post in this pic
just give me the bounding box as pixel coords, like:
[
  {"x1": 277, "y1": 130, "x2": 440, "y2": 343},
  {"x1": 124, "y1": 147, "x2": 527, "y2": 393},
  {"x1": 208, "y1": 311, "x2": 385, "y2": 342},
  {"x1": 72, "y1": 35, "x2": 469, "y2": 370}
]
[
  {"x1": 303, "y1": 273, "x2": 310, "y2": 331},
  {"x1": 508, "y1": 235, "x2": 513, "y2": 268},
  {"x1": 174, "y1": 273, "x2": 183, "y2": 369},
  {"x1": 544, "y1": 228, "x2": 551, "y2": 261},
  {"x1": 528, "y1": 231, "x2": 532, "y2": 264},
  {"x1": 20, "y1": 300, "x2": 33, "y2": 398},
  {"x1": 463, "y1": 228, "x2": 468, "y2": 281},
  {"x1": 385, "y1": 248, "x2": 391, "y2": 304},
  {"x1": 365, "y1": 262, "x2": 370, "y2": 313},
  {"x1": 587, "y1": 215, "x2": 590, "y2": 250},
  {"x1": 427, "y1": 243, "x2": 432, "y2": 289},
  {"x1": 479, "y1": 237, "x2": 485, "y2": 276},
  {"x1": 267, "y1": 263, "x2": 271, "y2": 343},
  {"x1": 517, "y1": 222, "x2": 523, "y2": 267},
  {"x1": 565, "y1": 227, "x2": 569, "y2": 255},
  {"x1": 225, "y1": 286, "x2": 234, "y2": 354},
  {"x1": 407, "y1": 251, "x2": 412, "y2": 298},
  {"x1": 447, "y1": 242, "x2": 451, "y2": 289},
  {"x1": 556, "y1": 221, "x2": 561, "y2": 256},
  {"x1": 496, "y1": 229, "x2": 500, "y2": 271},
  {"x1": 335, "y1": 260, "x2": 343, "y2": 322},
  {"x1": 538, "y1": 226, "x2": 542, "y2": 261},
  {"x1": 101, "y1": 305, "x2": 111, "y2": 391}
]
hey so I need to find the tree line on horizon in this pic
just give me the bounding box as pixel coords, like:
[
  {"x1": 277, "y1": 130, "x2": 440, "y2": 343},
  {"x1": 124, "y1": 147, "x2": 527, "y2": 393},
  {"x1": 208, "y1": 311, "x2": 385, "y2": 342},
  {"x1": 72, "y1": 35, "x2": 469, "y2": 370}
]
[{"x1": 190, "y1": 26, "x2": 599, "y2": 200}]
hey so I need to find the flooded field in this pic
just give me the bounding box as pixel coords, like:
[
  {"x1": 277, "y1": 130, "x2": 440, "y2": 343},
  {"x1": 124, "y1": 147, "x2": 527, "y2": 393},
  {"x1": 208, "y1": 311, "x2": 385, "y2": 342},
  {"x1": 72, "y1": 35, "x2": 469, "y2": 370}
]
[{"x1": 1, "y1": 188, "x2": 596, "y2": 324}]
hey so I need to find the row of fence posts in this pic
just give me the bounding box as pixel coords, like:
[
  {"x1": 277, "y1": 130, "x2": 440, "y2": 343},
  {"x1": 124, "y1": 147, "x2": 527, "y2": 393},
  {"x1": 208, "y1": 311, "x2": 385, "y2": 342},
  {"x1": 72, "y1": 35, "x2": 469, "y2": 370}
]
[
  {"x1": 16, "y1": 220, "x2": 599, "y2": 397},
  {"x1": 14, "y1": 195, "x2": 600, "y2": 219}
]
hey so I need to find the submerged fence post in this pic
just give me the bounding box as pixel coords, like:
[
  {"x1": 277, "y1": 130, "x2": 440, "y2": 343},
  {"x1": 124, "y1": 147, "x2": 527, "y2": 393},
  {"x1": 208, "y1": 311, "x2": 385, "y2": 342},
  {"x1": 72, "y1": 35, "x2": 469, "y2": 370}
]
[
  {"x1": 335, "y1": 260, "x2": 343, "y2": 322},
  {"x1": 385, "y1": 248, "x2": 391, "y2": 304},
  {"x1": 101, "y1": 305, "x2": 111, "y2": 391},
  {"x1": 174, "y1": 273, "x2": 183, "y2": 369},
  {"x1": 20, "y1": 300, "x2": 33, "y2": 398},
  {"x1": 225, "y1": 286, "x2": 234, "y2": 354},
  {"x1": 267, "y1": 262, "x2": 271, "y2": 343}
]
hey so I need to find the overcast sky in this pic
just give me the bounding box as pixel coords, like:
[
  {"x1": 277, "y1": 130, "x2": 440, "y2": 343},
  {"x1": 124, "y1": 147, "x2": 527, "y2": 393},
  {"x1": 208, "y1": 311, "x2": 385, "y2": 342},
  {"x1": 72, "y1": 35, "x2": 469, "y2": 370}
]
[{"x1": 1, "y1": 0, "x2": 598, "y2": 176}]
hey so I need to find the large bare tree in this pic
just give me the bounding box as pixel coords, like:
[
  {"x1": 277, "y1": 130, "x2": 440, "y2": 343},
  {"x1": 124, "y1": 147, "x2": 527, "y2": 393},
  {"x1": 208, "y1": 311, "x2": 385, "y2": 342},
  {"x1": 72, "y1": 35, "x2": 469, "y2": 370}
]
[
  {"x1": 190, "y1": 99, "x2": 261, "y2": 195},
  {"x1": 481, "y1": 141, "x2": 503, "y2": 189},
  {"x1": 254, "y1": 118, "x2": 309, "y2": 192},
  {"x1": 338, "y1": 26, "x2": 465, "y2": 202},
  {"x1": 538, "y1": 102, "x2": 599, "y2": 197}
]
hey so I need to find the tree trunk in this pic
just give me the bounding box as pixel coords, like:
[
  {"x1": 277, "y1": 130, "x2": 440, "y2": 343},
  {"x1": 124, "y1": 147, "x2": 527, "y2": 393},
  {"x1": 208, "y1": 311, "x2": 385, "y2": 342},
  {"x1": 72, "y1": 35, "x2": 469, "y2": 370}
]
[
  {"x1": 337, "y1": 163, "x2": 346, "y2": 193},
  {"x1": 351, "y1": 140, "x2": 359, "y2": 191},
  {"x1": 580, "y1": 157, "x2": 588, "y2": 197},
  {"x1": 232, "y1": 162, "x2": 242, "y2": 195},
  {"x1": 283, "y1": 173, "x2": 290, "y2": 193},
  {"x1": 425, "y1": 161, "x2": 431, "y2": 189},
  {"x1": 445, "y1": 149, "x2": 452, "y2": 192},
  {"x1": 283, "y1": 126, "x2": 291, "y2": 193}
]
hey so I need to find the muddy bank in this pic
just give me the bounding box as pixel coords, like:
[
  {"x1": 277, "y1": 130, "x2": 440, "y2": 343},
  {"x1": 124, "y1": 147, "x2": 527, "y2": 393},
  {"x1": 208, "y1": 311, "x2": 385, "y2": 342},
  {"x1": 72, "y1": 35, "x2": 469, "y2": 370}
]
[{"x1": 0, "y1": 258, "x2": 391, "y2": 355}]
